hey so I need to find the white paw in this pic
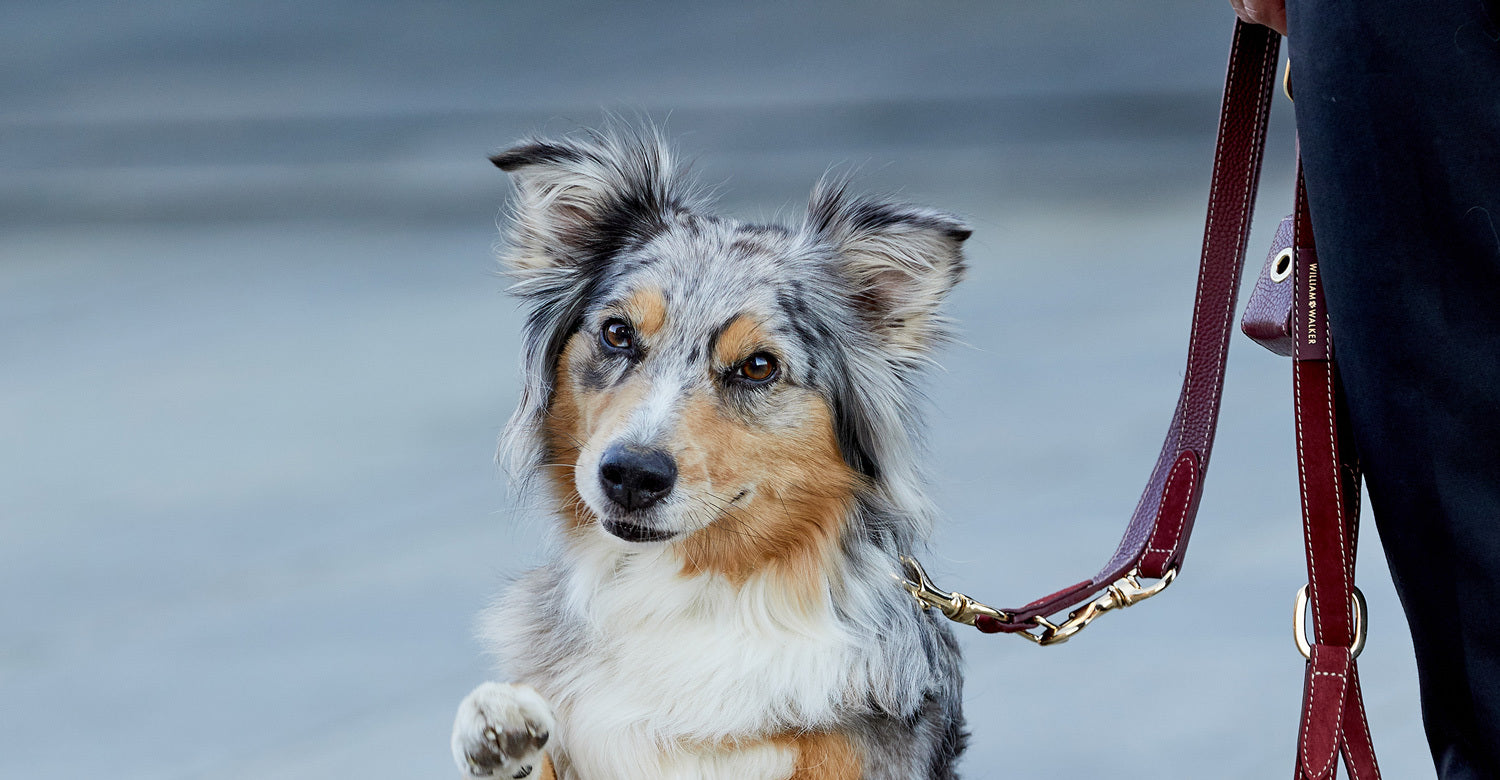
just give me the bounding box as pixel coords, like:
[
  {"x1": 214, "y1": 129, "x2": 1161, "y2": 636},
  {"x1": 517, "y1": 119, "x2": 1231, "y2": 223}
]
[{"x1": 452, "y1": 681, "x2": 555, "y2": 779}]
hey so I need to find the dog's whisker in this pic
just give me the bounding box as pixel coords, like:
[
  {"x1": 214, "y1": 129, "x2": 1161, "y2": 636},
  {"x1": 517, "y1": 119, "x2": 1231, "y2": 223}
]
[{"x1": 682, "y1": 497, "x2": 781, "y2": 546}]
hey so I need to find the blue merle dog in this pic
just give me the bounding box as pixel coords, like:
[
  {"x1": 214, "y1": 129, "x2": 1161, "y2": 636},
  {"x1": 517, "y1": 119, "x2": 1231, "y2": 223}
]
[{"x1": 452, "y1": 127, "x2": 969, "y2": 780}]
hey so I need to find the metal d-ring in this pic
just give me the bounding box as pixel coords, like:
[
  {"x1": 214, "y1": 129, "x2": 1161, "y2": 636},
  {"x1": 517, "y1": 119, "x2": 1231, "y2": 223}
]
[{"x1": 1293, "y1": 584, "x2": 1368, "y2": 660}]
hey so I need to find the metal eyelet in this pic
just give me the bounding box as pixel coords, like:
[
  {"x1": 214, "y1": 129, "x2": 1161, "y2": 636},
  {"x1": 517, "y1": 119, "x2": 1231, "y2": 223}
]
[{"x1": 1270, "y1": 247, "x2": 1294, "y2": 283}]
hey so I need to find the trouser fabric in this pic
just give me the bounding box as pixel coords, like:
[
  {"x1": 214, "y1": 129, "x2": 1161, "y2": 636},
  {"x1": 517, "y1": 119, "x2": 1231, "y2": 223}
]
[{"x1": 1286, "y1": 1, "x2": 1500, "y2": 777}]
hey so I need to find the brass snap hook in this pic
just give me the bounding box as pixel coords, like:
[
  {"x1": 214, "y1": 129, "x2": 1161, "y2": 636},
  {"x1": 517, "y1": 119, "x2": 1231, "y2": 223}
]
[{"x1": 897, "y1": 555, "x2": 1008, "y2": 628}]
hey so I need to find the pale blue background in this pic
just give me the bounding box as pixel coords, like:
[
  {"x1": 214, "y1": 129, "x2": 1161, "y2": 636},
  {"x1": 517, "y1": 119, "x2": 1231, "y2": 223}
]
[{"x1": 0, "y1": 2, "x2": 1431, "y2": 777}]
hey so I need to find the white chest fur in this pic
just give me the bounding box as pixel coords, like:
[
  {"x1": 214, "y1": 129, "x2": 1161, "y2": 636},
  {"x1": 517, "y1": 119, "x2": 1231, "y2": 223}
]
[{"x1": 491, "y1": 540, "x2": 866, "y2": 780}]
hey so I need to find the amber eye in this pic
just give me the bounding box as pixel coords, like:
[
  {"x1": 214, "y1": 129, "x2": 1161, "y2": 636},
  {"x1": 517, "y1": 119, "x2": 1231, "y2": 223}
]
[
  {"x1": 601, "y1": 318, "x2": 635, "y2": 352},
  {"x1": 737, "y1": 353, "x2": 779, "y2": 383}
]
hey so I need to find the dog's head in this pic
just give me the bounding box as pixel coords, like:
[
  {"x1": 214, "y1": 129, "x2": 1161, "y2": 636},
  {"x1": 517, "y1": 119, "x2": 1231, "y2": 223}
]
[{"x1": 494, "y1": 129, "x2": 967, "y2": 581}]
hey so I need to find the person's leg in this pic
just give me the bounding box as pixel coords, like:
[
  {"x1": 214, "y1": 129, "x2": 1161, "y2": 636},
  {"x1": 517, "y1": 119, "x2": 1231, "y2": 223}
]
[{"x1": 1286, "y1": 1, "x2": 1500, "y2": 776}]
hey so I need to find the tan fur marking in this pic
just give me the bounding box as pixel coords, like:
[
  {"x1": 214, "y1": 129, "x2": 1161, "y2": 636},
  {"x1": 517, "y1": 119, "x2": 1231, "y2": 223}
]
[
  {"x1": 713, "y1": 315, "x2": 770, "y2": 368},
  {"x1": 542, "y1": 333, "x2": 648, "y2": 532},
  {"x1": 674, "y1": 390, "x2": 860, "y2": 589},
  {"x1": 623, "y1": 286, "x2": 668, "y2": 338},
  {"x1": 541, "y1": 336, "x2": 591, "y2": 532},
  {"x1": 779, "y1": 731, "x2": 862, "y2": 780},
  {"x1": 543, "y1": 313, "x2": 859, "y2": 592}
]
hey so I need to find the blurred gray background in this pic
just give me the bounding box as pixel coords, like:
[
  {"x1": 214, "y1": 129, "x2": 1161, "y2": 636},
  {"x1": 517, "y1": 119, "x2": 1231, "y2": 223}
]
[{"x1": 0, "y1": 1, "x2": 1433, "y2": 777}]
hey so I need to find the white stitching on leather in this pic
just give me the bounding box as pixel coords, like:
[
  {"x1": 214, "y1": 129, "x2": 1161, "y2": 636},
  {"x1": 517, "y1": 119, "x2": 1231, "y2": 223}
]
[
  {"x1": 1182, "y1": 27, "x2": 1242, "y2": 433},
  {"x1": 1325, "y1": 343, "x2": 1353, "y2": 632},
  {"x1": 1302, "y1": 165, "x2": 1354, "y2": 634},
  {"x1": 1187, "y1": 26, "x2": 1275, "y2": 455},
  {"x1": 1347, "y1": 664, "x2": 1380, "y2": 778},
  {"x1": 1144, "y1": 457, "x2": 1198, "y2": 565},
  {"x1": 1207, "y1": 28, "x2": 1275, "y2": 451},
  {"x1": 1300, "y1": 646, "x2": 1350, "y2": 780},
  {"x1": 1293, "y1": 249, "x2": 1322, "y2": 633},
  {"x1": 1119, "y1": 27, "x2": 1266, "y2": 575}
]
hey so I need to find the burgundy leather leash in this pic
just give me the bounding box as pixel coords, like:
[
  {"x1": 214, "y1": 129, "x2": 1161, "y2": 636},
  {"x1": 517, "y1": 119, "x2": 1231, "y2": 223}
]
[
  {"x1": 901, "y1": 17, "x2": 1387, "y2": 774},
  {"x1": 1285, "y1": 165, "x2": 1382, "y2": 779},
  {"x1": 1243, "y1": 162, "x2": 1384, "y2": 776},
  {"x1": 900, "y1": 19, "x2": 1282, "y2": 644}
]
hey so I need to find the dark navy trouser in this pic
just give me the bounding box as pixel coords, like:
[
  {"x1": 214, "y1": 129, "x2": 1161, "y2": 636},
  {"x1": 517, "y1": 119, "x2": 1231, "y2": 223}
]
[{"x1": 1286, "y1": 1, "x2": 1500, "y2": 776}]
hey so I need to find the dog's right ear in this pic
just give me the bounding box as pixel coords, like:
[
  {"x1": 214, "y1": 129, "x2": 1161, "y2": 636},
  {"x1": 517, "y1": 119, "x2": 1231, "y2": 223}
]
[
  {"x1": 490, "y1": 132, "x2": 686, "y2": 276},
  {"x1": 491, "y1": 130, "x2": 692, "y2": 486}
]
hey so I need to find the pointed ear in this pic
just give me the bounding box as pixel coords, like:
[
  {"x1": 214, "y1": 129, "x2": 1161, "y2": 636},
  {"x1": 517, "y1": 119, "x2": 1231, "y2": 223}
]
[
  {"x1": 807, "y1": 182, "x2": 970, "y2": 354},
  {"x1": 490, "y1": 130, "x2": 687, "y2": 275}
]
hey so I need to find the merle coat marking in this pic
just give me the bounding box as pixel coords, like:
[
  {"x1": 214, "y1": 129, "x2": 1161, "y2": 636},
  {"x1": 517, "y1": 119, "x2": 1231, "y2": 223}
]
[{"x1": 453, "y1": 127, "x2": 970, "y2": 780}]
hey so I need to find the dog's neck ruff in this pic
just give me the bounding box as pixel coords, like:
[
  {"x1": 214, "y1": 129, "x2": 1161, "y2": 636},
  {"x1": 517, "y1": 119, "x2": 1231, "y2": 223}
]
[
  {"x1": 488, "y1": 525, "x2": 942, "y2": 779},
  {"x1": 514, "y1": 537, "x2": 862, "y2": 718}
]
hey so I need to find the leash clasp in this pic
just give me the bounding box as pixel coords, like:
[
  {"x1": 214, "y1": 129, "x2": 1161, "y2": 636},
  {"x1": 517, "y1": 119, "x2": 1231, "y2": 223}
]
[
  {"x1": 1019, "y1": 567, "x2": 1177, "y2": 646},
  {"x1": 898, "y1": 556, "x2": 1177, "y2": 646},
  {"x1": 897, "y1": 556, "x2": 1009, "y2": 628}
]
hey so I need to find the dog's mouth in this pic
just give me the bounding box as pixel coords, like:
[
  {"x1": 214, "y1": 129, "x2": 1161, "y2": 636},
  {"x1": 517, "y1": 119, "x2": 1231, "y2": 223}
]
[{"x1": 602, "y1": 519, "x2": 678, "y2": 543}]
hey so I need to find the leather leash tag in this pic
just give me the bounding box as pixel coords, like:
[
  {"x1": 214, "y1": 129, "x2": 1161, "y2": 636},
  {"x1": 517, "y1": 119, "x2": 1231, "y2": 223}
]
[
  {"x1": 1240, "y1": 214, "x2": 1296, "y2": 355},
  {"x1": 1293, "y1": 243, "x2": 1330, "y2": 361}
]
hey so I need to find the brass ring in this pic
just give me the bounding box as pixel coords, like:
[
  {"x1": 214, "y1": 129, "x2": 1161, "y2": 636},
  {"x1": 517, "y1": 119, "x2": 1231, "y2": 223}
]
[
  {"x1": 1270, "y1": 248, "x2": 1294, "y2": 283},
  {"x1": 1293, "y1": 584, "x2": 1368, "y2": 660}
]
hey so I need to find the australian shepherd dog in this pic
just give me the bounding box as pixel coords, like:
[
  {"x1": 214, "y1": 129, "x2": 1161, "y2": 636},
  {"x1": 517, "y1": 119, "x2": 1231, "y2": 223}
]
[{"x1": 452, "y1": 127, "x2": 969, "y2": 780}]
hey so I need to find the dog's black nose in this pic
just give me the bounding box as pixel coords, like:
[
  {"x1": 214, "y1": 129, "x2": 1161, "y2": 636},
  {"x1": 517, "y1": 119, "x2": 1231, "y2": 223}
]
[{"x1": 598, "y1": 444, "x2": 677, "y2": 511}]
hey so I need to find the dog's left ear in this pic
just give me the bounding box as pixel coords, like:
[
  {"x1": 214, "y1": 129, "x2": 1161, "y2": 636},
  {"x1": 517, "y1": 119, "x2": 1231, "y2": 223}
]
[{"x1": 807, "y1": 183, "x2": 970, "y2": 353}]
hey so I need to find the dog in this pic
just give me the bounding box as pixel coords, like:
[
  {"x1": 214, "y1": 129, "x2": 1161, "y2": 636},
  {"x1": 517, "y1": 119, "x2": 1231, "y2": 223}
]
[{"x1": 452, "y1": 127, "x2": 969, "y2": 780}]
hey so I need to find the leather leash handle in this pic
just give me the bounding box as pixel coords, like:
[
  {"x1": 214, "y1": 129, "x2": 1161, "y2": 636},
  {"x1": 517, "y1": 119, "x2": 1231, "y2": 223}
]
[
  {"x1": 1290, "y1": 165, "x2": 1382, "y2": 779},
  {"x1": 980, "y1": 21, "x2": 1282, "y2": 633}
]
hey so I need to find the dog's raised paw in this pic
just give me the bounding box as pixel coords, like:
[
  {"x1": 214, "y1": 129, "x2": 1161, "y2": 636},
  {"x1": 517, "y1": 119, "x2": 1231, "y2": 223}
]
[{"x1": 452, "y1": 682, "x2": 554, "y2": 779}]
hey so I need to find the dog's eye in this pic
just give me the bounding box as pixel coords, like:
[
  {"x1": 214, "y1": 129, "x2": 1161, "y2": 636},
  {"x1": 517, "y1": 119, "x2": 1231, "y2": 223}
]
[
  {"x1": 601, "y1": 319, "x2": 635, "y2": 352},
  {"x1": 737, "y1": 353, "x2": 779, "y2": 383}
]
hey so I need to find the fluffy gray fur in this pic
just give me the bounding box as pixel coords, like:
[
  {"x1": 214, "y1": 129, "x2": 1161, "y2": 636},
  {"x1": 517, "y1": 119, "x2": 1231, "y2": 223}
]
[{"x1": 487, "y1": 125, "x2": 970, "y2": 779}]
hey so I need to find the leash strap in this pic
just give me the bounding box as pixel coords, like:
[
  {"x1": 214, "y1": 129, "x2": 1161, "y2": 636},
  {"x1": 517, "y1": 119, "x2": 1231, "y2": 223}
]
[
  {"x1": 1289, "y1": 165, "x2": 1381, "y2": 779},
  {"x1": 899, "y1": 18, "x2": 1385, "y2": 772},
  {"x1": 901, "y1": 20, "x2": 1281, "y2": 643}
]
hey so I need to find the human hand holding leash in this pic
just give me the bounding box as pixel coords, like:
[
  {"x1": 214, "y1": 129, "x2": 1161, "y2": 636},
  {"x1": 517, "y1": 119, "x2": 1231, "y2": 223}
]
[{"x1": 1230, "y1": 0, "x2": 1287, "y2": 35}]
